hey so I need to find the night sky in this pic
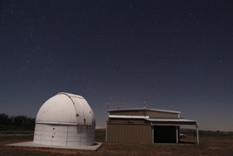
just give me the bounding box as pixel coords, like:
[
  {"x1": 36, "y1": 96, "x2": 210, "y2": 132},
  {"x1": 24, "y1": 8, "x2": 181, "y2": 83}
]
[{"x1": 1, "y1": 0, "x2": 233, "y2": 131}]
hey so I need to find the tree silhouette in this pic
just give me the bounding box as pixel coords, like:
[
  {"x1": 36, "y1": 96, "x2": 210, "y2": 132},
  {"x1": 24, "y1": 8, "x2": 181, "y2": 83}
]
[
  {"x1": 0, "y1": 113, "x2": 35, "y2": 130},
  {"x1": 0, "y1": 114, "x2": 9, "y2": 125}
]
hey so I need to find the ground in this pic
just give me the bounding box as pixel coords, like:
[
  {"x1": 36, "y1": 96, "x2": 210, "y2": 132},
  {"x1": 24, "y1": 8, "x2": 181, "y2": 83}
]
[{"x1": 0, "y1": 129, "x2": 233, "y2": 156}]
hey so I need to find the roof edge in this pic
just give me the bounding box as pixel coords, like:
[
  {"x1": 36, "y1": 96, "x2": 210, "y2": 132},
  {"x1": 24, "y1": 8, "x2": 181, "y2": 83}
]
[{"x1": 109, "y1": 115, "x2": 150, "y2": 119}]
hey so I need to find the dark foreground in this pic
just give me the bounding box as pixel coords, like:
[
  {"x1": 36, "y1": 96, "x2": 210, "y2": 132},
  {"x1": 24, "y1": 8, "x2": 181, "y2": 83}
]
[{"x1": 0, "y1": 129, "x2": 233, "y2": 156}]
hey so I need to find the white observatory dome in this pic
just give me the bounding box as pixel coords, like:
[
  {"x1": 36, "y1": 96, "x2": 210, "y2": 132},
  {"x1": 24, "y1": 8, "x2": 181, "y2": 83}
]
[{"x1": 33, "y1": 92, "x2": 96, "y2": 147}]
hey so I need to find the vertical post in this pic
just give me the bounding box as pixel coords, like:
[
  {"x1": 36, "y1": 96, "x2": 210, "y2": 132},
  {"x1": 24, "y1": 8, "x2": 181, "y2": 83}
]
[
  {"x1": 176, "y1": 126, "x2": 178, "y2": 143},
  {"x1": 105, "y1": 123, "x2": 108, "y2": 142},
  {"x1": 152, "y1": 126, "x2": 154, "y2": 143},
  {"x1": 196, "y1": 124, "x2": 199, "y2": 144}
]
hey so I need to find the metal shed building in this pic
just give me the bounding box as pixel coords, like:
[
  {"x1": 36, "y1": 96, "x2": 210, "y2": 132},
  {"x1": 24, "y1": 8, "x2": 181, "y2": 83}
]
[{"x1": 106, "y1": 108, "x2": 199, "y2": 144}]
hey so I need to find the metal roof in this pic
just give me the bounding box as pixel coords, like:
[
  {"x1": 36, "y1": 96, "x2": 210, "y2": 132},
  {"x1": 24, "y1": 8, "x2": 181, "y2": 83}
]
[{"x1": 108, "y1": 107, "x2": 180, "y2": 114}]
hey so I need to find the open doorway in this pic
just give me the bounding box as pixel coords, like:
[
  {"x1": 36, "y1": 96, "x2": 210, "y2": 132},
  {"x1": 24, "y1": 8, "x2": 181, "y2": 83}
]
[{"x1": 154, "y1": 126, "x2": 179, "y2": 143}]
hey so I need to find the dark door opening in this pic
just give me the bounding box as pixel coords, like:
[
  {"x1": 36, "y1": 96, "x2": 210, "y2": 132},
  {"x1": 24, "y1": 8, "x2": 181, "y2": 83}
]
[{"x1": 154, "y1": 126, "x2": 177, "y2": 143}]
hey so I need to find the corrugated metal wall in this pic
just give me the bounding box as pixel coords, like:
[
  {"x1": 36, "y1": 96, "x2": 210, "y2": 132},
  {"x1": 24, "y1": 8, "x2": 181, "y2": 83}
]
[
  {"x1": 109, "y1": 110, "x2": 178, "y2": 118},
  {"x1": 109, "y1": 119, "x2": 145, "y2": 124},
  {"x1": 146, "y1": 111, "x2": 178, "y2": 118},
  {"x1": 110, "y1": 111, "x2": 144, "y2": 116},
  {"x1": 107, "y1": 124, "x2": 152, "y2": 143}
]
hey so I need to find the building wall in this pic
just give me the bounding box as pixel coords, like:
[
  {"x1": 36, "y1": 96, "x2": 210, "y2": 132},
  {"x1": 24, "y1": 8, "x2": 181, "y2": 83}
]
[
  {"x1": 146, "y1": 110, "x2": 179, "y2": 118},
  {"x1": 107, "y1": 109, "x2": 180, "y2": 144},
  {"x1": 108, "y1": 119, "x2": 145, "y2": 124},
  {"x1": 107, "y1": 123, "x2": 152, "y2": 143},
  {"x1": 109, "y1": 111, "x2": 144, "y2": 116},
  {"x1": 34, "y1": 124, "x2": 95, "y2": 146},
  {"x1": 109, "y1": 110, "x2": 179, "y2": 118}
]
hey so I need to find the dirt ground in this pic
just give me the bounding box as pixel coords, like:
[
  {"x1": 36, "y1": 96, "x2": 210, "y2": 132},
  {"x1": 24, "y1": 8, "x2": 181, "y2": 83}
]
[{"x1": 0, "y1": 129, "x2": 233, "y2": 156}]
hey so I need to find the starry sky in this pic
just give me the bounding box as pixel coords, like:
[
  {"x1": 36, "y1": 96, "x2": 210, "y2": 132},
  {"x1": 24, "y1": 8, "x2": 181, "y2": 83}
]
[{"x1": 1, "y1": 0, "x2": 233, "y2": 131}]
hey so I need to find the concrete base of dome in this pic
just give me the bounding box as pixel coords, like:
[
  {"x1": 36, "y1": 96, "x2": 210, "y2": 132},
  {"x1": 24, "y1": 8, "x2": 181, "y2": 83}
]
[{"x1": 7, "y1": 141, "x2": 102, "y2": 151}]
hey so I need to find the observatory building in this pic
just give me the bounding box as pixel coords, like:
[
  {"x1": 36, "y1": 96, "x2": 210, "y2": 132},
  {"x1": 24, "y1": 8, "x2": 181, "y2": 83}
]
[
  {"x1": 106, "y1": 107, "x2": 199, "y2": 144},
  {"x1": 34, "y1": 92, "x2": 96, "y2": 147},
  {"x1": 8, "y1": 92, "x2": 102, "y2": 150}
]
